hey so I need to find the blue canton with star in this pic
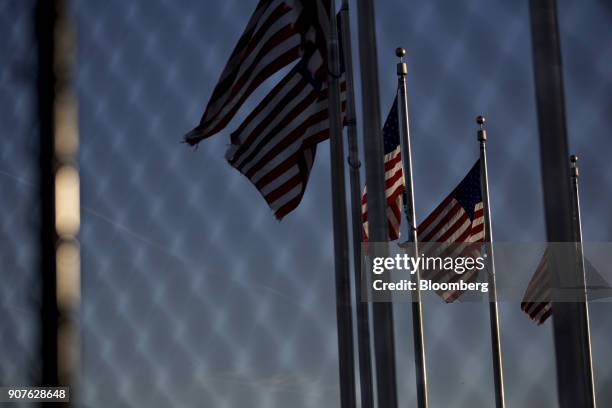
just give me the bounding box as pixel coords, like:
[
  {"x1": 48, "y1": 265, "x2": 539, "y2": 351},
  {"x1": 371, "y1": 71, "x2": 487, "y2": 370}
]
[
  {"x1": 452, "y1": 160, "x2": 482, "y2": 220},
  {"x1": 383, "y1": 97, "x2": 400, "y2": 155}
]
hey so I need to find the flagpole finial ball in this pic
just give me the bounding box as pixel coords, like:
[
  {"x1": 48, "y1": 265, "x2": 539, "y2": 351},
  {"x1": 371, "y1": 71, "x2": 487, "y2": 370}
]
[
  {"x1": 570, "y1": 154, "x2": 578, "y2": 163},
  {"x1": 395, "y1": 47, "x2": 406, "y2": 58},
  {"x1": 476, "y1": 115, "x2": 486, "y2": 126}
]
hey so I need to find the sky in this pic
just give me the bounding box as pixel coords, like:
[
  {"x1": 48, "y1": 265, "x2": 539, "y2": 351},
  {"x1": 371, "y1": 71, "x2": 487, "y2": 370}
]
[{"x1": 1, "y1": 0, "x2": 612, "y2": 407}]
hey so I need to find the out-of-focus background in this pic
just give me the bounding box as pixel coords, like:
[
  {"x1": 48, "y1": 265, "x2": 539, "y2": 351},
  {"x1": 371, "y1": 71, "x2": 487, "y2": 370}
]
[{"x1": 1, "y1": 0, "x2": 611, "y2": 406}]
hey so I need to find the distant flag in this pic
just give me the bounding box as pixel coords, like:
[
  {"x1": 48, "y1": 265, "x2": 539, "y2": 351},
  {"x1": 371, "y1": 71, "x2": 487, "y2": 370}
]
[
  {"x1": 185, "y1": 0, "x2": 331, "y2": 145},
  {"x1": 416, "y1": 161, "x2": 485, "y2": 302},
  {"x1": 226, "y1": 45, "x2": 346, "y2": 219},
  {"x1": 361, "y1": 98, "x2": 404, "y2": 240},
  {"x1": 521, "y1": 249, "x2": 612, "y2": 325},
  {"x1": 520, "y1": 249, "x2": 553, "y2": 324}
]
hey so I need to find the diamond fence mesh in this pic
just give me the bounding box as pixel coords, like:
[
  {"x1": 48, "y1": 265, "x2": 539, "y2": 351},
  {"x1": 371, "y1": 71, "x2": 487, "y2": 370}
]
[
  {"x1": 0, "y1": 0, "x2": 41, "y2": 394},
  {"x1": 1, "y1": 0, "x2": 611, "y2": 407}
]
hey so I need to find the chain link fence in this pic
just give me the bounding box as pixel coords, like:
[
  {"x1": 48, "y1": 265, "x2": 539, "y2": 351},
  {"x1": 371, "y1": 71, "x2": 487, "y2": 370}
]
[
  {"x1": 1, "y1": 0, "x2": 611, "y2": 406},
  {"x1": 0, "y1": 0, "x2": 41, "y2": 393}
]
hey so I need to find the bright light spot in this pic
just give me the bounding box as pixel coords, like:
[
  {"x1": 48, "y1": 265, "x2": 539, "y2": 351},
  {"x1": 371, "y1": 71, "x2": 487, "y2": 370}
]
[
  {"x1": 56, "y1": 240, "x2": 81, "y2": 308},
  {"x1": 55, "y1": 165, "x2": 80, "y2": 237}
]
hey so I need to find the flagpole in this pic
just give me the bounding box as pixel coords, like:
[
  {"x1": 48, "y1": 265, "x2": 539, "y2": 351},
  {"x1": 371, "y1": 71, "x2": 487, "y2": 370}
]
[
  {"x1": 355, "y1": 1, "x2": 399, "y2": 408},
  {"x1": 476, "y1": 116, "x2": 506, "y2": 408},
  {"x1": 339, "y1": 2, "x2": 375, "y2": 408},
  {"x1": 326, "y1": 2, "x2": 357, "y2": 408},
  {"x1": 395, "y1": 48, "x2": 429, "y2": 408},
  {"x1": 569, "y1": 154, "x2": 596, "y2": 400},
  {"x1": 529, "y1": 1, "x2": 596, "y2": 405}
]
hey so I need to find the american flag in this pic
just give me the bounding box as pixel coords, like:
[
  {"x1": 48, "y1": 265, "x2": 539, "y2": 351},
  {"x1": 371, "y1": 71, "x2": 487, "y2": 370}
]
[
  {"x1": 226, "y1": 45, "x2": 346, "y2": 219},
  {"x1": 361, "y1": 98, "x2": 404, "y2": 241},
  {"x1": 416, "y1": 161, "x2": 485, "y2": 302},
  {"x1": 185, "y1": 0, "x2": 330, "y2": 144},
  {"x1": 521, "y1": 249, "x2": 612, "y2": 325}
]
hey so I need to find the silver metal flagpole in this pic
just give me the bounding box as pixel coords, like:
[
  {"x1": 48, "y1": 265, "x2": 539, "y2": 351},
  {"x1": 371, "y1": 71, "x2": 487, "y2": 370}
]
[
  {"x1": 569, "y1": 154, "x2": 597, "y2": 404},
  {"x1": 476, "y1": 116, "x2": 506, "y2": 408},
  {"x1": 395, "y1": 47, "x2": 428, "y2": 408},
  {"x1": 326, "y1": 2, "x2": 357, "y2": 408},
  {"x1": 529, "y1": 1, "x2": 596, "y2": 405},
  {"x1": 339, "y1": 2, "x2": 375, "y2": 407},
  {"x1": 355, "y1": 1, "x2": 399, "y2": 408}
]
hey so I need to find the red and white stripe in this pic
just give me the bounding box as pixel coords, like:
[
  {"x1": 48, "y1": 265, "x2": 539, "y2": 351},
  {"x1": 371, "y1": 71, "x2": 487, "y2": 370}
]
[{"x1": 361, "y1": 145, "x2": 404, "y2": 241}]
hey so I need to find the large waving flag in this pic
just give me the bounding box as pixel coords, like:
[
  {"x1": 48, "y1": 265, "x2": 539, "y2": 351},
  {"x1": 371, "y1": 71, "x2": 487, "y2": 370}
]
[
  {"x1": 223, "y1": 10, "x2": 347, "y2": 220},
  {"x1": 185, "y1": 0, "x2": 331, "y2": 145},
  {"x1": 226, "y1": 45, "x2": 346, "y2": 219}
]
